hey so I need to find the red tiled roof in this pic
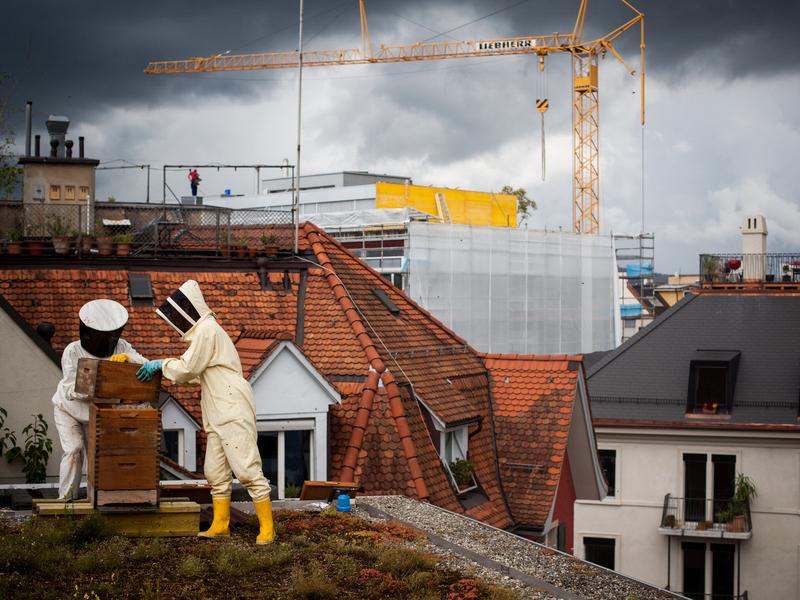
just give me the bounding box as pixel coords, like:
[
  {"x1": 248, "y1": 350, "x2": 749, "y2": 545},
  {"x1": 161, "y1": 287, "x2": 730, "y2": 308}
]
[
  {"x1": 483, "y1": 353, "x2": 582, "y2": 530},
  {"x1": 1, "y1": 224, "x2": 583, "y2": 530}
]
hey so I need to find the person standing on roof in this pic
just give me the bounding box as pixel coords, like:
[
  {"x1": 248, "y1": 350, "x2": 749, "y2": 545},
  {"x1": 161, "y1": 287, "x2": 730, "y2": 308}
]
[
  {"x1": 52, "y1": 300, "x2": 146, "y2": 500},
  {"x1": 136, "y1": 280, "x2": 274, "y2": 545},
  {"x1": 188, "y1": 169, "x2": 201, "y2": 196}
]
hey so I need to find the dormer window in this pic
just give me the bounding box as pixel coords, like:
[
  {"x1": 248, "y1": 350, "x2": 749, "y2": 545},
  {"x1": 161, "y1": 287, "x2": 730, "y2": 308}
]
[{"x1": 687, "y1": 350, "x2": 740, "y2": 414}]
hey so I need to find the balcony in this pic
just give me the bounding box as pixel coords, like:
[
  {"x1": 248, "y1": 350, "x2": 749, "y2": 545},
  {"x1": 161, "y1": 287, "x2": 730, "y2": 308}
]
[
  {"x1": 699, "y1": 253, "x2": 800, "y2": 289},
  {"x1": 659, "y1": 494, "x2": 752, "y2": 540},
  {"x1": 0, "y1": 201, "x2": 292, "y2": 262}
]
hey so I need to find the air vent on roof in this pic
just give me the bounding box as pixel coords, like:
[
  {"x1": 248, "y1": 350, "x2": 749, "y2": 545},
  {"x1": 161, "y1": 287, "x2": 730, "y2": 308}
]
[
  {"x1": 372, "y1": 287, "x2": 400, "y2": 316},
  {"x1": 129, "y1": 273, "x2": 154, "y2": 306}
]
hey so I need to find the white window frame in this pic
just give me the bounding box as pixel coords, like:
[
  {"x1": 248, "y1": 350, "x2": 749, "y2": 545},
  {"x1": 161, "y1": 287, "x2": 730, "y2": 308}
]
[
  {"x1": 598, "y1": 444, "x2": 622, "y2": 505},
  {"x1": 162, "y1": 429, "x2": 185, "y2": 467},
  {"x1": 440, "y1": 425, "x2": 477, "y2": 493},
  {"x1": 257, "y1": 420, "x2": 315, "y2": 500}
]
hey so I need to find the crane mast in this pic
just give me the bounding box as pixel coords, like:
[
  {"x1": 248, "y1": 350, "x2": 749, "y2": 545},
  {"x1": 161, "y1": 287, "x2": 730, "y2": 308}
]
[{"x1": 144, "y1": 0, "x2": 644, "y2": 235}]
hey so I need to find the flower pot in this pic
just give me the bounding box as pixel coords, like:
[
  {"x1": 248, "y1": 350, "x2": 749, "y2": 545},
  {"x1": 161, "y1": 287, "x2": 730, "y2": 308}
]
[
  {"x1": 782, "y1": 275, "x2": 792, "y2": 282},
  {"x1": 765, "y1": 274, "x2": 775, "y2": 282},
  {"x1": 80, "y1": 236, "x2": 95, "y2": 254},
  {"x1": 96, "y1": 236, "x2": 113, "y2": 256},
  {"x1": 52, "y1": 236, "x2": 72, "y2": 255},
  {"x1": 115, "y1": 243, "x2": 131, "y2": 257},
  {"x1": 26, "y1": 239, "x2": 45, "y2": 256},
  {"x1": 6, "y1": 241, "x2": 22, "y2": 255},
  {"x1": 697, "y1": 521, "x2": 712, "y2": 531},
  {"x1": 264, "y1": 244, "x2": 279, "y2": 257},
  {"x1": 727, "y1": 515, "x2": 746, "y2": 532}
]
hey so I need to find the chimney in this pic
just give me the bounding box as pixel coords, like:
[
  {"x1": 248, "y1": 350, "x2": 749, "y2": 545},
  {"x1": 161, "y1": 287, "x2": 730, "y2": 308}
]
[
  {"x1": 45, "y1": 115, "x2": 69, "y2": 159},
  {"x1": 34, "y1": 134, "x2": 41, "y2": 157},
  {"x1": 25, "y1": 101, "x2": 32, "y2": 157},
  {"x1": 79, "y1": 136, "x2": 85, "y2": 158},
  {"x1": 741, "y1": 215, "x2": 767, "y2": 281},
  {"x1": 65, "y1": 139, "x2": 73, "y2": 158},
  {"x1": 50, "y1": 138, "x2": 58, "y2": 158},
  {"x1": 36, "y1": 322, "x2": 56, "y2": 346}
]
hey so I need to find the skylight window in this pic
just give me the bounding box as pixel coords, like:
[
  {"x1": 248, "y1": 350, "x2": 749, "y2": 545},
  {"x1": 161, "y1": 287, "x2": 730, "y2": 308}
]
[
  {"x1": 372, "y1": 287, "x2": 400, "y2": 316},
  {"x1": 129, "y1": 273, "x2": 154, "y2": 306}
]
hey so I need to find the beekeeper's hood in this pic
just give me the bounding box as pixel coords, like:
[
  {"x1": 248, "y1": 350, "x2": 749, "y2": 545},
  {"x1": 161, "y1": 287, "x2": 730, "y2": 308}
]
[
  {"x1": 78, "y1": 299, "x2": 129, "y2": 358},
  {"x1": 156, "y1": 279, "x2": 212, "y2": 339}
]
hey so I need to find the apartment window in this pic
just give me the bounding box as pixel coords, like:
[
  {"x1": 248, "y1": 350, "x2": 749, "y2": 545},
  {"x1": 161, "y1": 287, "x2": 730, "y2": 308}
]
[
  {"x1": 711, "y1": 544, "x2": 735, "y2": 600},
  {"x1": 681, "y1": 542, "x2": 736, "y2": 600},
  {"x1": 683, "y1": 453, "x2": 736, "y2": 522},
  {"x1": 160, "y1": 430, "x2": 184, "y2": 466},
  {"x1": 598, "y1": 449, "x2": 616, "y2": 497},
  {"x1": 49, "y1": 185, "x2": 61, "y2": 201},
  {"x1": 682, "y1": 542, "x2": 706, "y2": 600},
  {"x1": 584, "y1": 537, "x2": 615, "y2": 570},
  {"x1": 79, "y1": 186, "x2": 90, "y2": 201},
  {"x1": 687, "y1": 350, "x2": 740, "y2": 414},
  {"x1": 64, "y1": 185, "x2": 76, "y2": 201}
]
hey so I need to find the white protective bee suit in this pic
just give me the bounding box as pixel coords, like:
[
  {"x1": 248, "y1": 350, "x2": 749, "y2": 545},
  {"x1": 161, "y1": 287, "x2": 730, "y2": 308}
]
[
  {"x1": 52, "y1": 300, "x2": 146, "y2": 500},
  {"x1": 156, "y1": 280, "x2": 270, "y2": 501}
]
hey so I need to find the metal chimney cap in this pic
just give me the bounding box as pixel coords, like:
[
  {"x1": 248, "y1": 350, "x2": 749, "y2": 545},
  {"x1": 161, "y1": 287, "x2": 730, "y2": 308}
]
[{"x1": 46, "y1": 115, "x2": 70, "y2": 135}]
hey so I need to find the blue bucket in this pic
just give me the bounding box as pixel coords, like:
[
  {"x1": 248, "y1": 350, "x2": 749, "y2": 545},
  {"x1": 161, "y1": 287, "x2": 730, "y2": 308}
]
[{"x1": 336, "y1": 493, "x2": 352, "y2": 513}]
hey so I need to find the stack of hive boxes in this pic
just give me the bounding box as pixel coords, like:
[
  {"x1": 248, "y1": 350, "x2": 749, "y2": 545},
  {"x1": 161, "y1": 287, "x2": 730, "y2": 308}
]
[{"x1": 76, "y1": 359, "x2": 161, "y2": 508}]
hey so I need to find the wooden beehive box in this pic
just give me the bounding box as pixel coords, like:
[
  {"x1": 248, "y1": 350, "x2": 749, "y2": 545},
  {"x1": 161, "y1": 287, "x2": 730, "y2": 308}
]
[
  {"x1": 75, "y1": 358, "x2": 160, "y2": 404},
  {"x1": 88, "y1": 404, "x2": 161, "y2": 507}
]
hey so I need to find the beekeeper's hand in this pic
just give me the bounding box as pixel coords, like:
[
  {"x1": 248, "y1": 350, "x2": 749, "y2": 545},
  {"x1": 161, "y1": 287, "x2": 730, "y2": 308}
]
[
  {"x1": 109, "y1": 353, "x2": 129, "y2": 363},
  {"x1": 136, "y1": 360, "x2": 163, "y2": 382}
]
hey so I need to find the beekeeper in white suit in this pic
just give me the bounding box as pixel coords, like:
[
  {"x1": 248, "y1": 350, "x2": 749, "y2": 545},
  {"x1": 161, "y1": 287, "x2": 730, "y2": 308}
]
[
  {"x1": 136, "y1": 279, "x2": 274, "y2": 545},
  {"x1": 52, "y1": 299, "x2": 146, "y2": 500}
]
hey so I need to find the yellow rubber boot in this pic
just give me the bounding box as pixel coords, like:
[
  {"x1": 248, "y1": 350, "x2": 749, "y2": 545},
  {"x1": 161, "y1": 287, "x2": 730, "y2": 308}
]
[
  {"x1": 198, "y1": 496, "x2": 231, "y2": 539},
  {"x1": 254, "y1": 498, "x2": 275, "y2": 545}
]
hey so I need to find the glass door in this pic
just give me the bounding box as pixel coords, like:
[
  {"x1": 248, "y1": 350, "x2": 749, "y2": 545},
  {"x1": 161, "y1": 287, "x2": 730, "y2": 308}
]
[{"x1": 257, "y1": 424, "x2": 314, "y2": 500}]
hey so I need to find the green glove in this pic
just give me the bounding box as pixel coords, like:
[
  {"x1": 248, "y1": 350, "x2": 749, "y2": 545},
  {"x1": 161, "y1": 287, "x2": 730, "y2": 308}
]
[{"x1": 136, "y1": 360, "x2": 163, "y2": 382}]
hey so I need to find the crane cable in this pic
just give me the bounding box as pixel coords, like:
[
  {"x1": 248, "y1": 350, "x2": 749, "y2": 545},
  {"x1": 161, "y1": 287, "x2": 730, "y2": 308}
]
[{"x1": 535, "y1": 54, "x2": 549, "y2": 181}]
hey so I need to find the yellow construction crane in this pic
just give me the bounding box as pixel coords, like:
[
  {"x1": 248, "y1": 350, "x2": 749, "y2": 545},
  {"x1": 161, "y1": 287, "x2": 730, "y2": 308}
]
[{"x1": 144, "y1": 0, "x2": 644, "y2": 235}]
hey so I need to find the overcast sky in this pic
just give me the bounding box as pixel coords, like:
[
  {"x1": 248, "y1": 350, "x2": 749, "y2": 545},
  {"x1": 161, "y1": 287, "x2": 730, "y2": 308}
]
[{"x1": 2, "y1": 0, "x2": 798, "y2": 272}]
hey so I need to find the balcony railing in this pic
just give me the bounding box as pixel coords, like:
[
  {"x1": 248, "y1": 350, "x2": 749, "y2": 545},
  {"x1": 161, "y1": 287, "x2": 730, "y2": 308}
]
[
  {"x1": 699, "y1": 252, "x2": 800, "y2": 287},
  {"x1": 659, "y1": 494, "x2": 752, "y2": 539},
  {"x1": 0, "y1": 201, "x2": 292, "y2": 260}
]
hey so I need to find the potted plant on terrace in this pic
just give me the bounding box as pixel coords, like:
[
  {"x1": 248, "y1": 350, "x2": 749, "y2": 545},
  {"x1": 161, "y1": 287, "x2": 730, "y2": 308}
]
[
  {"x1": 261, "y1": 233, "x2": 279, "y2": 257},
  {"x1": 716, "y1": 473, "x2": 757, "y2": 532},
  {"x1": 702, "y1": 255, "x2": 721, "y2": 283},
  {"x1": 96, "y1": 231, "x2": 113, "y2": 256},
  {"x1": 6, "y1": 230, "x2": 22, "y2": 255},
  {"x1": 114, "y1": 233, "x2": 133, "y2": 257},
  {"x1": 48, "y1": 216, "x2": 72, "y2": 255},
  {"x1": 782, "y1": 264, "x2": 792, "y2": 282}
]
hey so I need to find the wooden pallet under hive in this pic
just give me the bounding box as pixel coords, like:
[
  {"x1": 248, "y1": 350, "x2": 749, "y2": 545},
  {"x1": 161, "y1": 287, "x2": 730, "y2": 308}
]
[{"x1": 33, "y1": 498, "x2": 200, "y2": 537}]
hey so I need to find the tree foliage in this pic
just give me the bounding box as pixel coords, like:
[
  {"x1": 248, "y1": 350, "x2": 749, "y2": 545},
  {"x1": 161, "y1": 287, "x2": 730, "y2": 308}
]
[
  {"x1": 0, "y1": 75, "x2": 22, "y2": 199},
  {"x1": 501, "y1": 185, "x2": 537, "y2": 225}
]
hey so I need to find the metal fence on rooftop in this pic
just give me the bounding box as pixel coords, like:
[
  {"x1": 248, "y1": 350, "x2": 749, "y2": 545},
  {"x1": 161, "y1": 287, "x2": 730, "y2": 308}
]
[
  {"x1": 0, "y1": 201, "x2": 292, "y2": 259},
  {"x1": 699, "y1": 252, "x2": 800, "y2": 285}
]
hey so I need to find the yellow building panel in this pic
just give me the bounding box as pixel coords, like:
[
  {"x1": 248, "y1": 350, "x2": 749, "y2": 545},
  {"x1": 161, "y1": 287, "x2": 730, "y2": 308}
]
[{"x1": 375, "y1": 182, "x2": 516, "y2": 228}]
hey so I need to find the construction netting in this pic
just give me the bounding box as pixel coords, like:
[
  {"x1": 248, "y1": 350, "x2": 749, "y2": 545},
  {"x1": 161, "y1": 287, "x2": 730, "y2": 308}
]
[{"x1": 406, "y1": 223, "x2": 618, "y2": 355}]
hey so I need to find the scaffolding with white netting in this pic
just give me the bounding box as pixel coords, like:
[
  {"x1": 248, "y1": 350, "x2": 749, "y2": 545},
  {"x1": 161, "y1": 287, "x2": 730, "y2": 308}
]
[{"x1": 406, "y1": 222, "x2": 617, "y2": 355}]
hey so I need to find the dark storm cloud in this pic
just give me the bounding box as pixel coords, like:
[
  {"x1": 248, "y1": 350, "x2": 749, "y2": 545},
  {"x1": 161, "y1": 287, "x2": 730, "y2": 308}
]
[{"x1": 2, "y1": 0, "x2": 797, "y2": 124}]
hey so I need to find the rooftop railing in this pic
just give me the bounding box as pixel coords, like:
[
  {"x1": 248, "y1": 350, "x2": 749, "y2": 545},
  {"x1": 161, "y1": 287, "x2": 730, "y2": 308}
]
[
  {"x1": 0, "y1": 201, "x2": 292, "y2": 260},
  {"x1": 699, "y1": 253, "x2": 800, "y2": 287}
]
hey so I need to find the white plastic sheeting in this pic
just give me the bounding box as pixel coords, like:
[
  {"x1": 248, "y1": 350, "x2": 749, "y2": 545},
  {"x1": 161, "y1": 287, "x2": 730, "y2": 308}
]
[
  {"x1": 406, "y1": 223, "x2": 617, "y2": 355},
  {"x1": 307, "y1": 207, "x2": 431, "y2": 231}
]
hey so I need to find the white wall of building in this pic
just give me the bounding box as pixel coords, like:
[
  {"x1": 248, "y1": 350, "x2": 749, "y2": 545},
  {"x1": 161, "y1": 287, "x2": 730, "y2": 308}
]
[
  {"x1": 160, "y1": 397, "x2": 199, "y2": 472},
  {"x1": 0, "y1": 308, "x2": 63, "y2": 483},
  {"x1": 574, "y1": 428, "x2": 800, "y2": 598}
]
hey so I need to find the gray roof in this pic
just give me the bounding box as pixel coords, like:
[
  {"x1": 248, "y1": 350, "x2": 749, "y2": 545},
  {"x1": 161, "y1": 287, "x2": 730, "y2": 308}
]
[{"x1": 587, "y1": 294, "x2": 800, "y2": 426}]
